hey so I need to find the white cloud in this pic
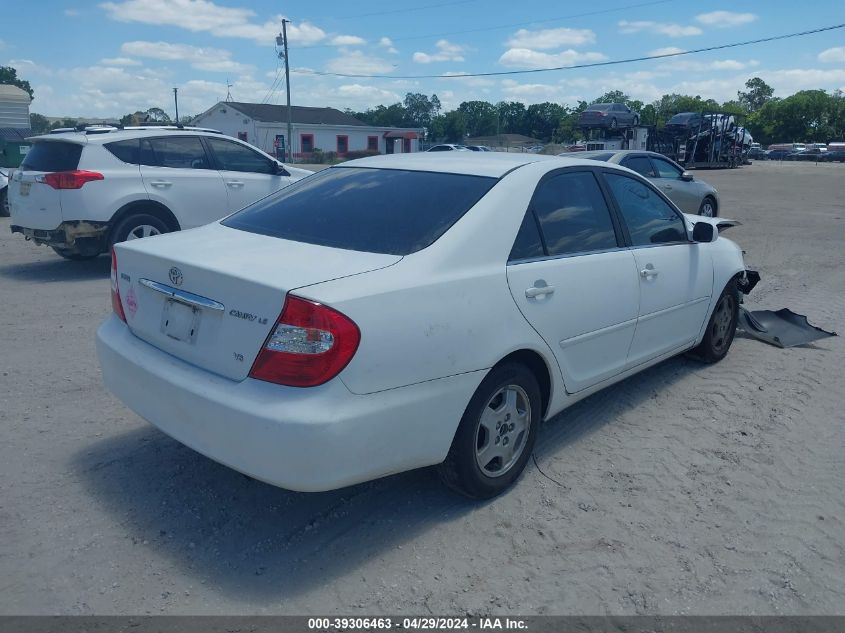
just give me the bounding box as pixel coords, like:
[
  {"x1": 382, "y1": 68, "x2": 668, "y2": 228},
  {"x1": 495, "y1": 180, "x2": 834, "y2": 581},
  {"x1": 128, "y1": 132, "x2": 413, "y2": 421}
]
[
  {"x1": 64, "y1": 8, "x2": 80, "y2": 16},
  {"x1": 336, "y1": 84, "x2": 400, "y2": 103},
  {"x1": 649, "y1": 47, "x2": 686, "y2": 56},
  {"x1": 120, "y1": 41, "x2": 252, "y2": 73},
  {"x1": 441, "y1": 71, "x2": 496, "y2": 88},
  {"x1": 659, "y1": 58, "x2": 759, "y2": 72},
  {"x1": 325, "y1": 50, "x2": 394, "y2": 75},
  {"x1": 100, "y1": 56, "x2": 142, "y2": 66},
  {"x1": 331, "y1": 35, "x2": 367, "y2": 46},
  {"x1": 618, "y1": 20, "x2": 702, "y2": 37},
  {"x1": 505, "y1": 27, "x2": 595, "y2": 50},
  {"x1": 695, "y1": 11, "x2": 758, "y2": 28},
  {"x1": 6, "y1": 59, "x2": 52, "y2": 76},
  {"x1": 412, "y1": 40, "x2": 466, "y2": 64},
  {"x1": 379, "y1": 37, "x2": 399, "y2": 54},
  {"x1": 819, "y1": 47, "x2": 845, "y2": 63},
  {"x1": 498, "y1": 48, "x2": 607, "y2": 70},
  {"x1": 101, "y1": 0, "x2": 327, "y2": 45},
  {"x1": 500, "y1": 79, "x2": 561, "y2": 99}
]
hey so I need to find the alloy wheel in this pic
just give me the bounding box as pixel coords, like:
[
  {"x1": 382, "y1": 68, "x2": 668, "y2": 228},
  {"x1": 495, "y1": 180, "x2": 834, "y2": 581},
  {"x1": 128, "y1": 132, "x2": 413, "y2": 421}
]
[
  {"x1": 126, "y1": 224, "x2": 162, "y2": 240},
  {"x1": 710, "y1": 294, "x2": 735, "y2": 354},
  {"x1": 475, "y1": 385, "x2": 531, "y2": 477}
]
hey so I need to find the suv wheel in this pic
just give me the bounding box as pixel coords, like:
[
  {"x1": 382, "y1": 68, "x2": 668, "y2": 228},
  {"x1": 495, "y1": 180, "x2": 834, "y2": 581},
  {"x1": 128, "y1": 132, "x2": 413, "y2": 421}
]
[
  {"x1": 110, "y1": 213, "x2": 169, "y2": 247},
  {"x1": 437, "y1": 363, "x2": 541, "y2": 499}
]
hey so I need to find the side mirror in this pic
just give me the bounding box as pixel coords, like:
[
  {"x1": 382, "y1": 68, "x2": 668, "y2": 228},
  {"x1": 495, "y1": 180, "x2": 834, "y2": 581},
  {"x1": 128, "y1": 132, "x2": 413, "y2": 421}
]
[
  {"x1": 274, "y1": 162, "x2": 290, "y2": 176},
  {"x1": 692, "y1": 222, "x2": 716, "y2": 243},
  {"x1": 680, "y1": 171, "x2": 694, "y2": 181}
]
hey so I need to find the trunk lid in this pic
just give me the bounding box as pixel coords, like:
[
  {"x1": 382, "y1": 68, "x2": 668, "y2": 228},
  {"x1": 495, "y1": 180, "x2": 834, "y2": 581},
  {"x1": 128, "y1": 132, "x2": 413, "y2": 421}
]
[
  {"x1": 114, "y1": 223, "x2": 402, "y2": 381},
  {"x1": 9, "y1": 138, "x2": 86, "y2": 230}
]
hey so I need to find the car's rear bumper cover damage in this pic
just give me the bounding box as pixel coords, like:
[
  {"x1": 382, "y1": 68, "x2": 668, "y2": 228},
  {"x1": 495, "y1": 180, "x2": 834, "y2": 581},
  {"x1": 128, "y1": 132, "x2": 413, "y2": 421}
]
[{"x1": 11, "y1": 220, "x2": 109, "y2": 256}]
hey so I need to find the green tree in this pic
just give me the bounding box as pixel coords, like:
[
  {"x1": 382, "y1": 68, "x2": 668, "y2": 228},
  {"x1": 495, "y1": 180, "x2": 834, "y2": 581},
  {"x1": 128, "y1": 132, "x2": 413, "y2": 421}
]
[
  {"x1": 49, "y1": 118, "x2": 79, "y2": 130},
  {"x1": 145, "y1": 107, "x2": 171, "y2": 123},
  {"x1": 402, "y1": 92, "x2": 441, "y2": 129},
  {"x1": 524, "y1": 102, "x2": 566, "y2": 141},
  {"x1": 441, "y1": 110, "x2": 466, "y2": 142},
  {"x1": 457, "y1": 100, "x2": 497, "y2": 138},
  {"x1": 0, "y1": 66, "x2": 34, "y2": 99},
  {"x1": 30, "y1": 112, "x2": 50, "y2": 134},
  {"x1": 737, "y1": 77, "x2": 774, "y2": 113},
  {"x1": 495, "y1": 101, "x2": 526, "y2": 135}
]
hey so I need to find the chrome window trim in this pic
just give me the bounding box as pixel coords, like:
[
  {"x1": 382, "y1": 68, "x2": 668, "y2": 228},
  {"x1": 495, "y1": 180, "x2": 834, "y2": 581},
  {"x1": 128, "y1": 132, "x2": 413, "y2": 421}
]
[{"x1": 507, "y1": 245, "x2": 629, "y2": 266}]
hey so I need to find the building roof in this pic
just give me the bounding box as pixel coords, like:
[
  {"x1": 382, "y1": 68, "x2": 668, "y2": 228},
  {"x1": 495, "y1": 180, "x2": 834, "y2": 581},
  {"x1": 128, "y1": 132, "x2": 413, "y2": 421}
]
[
  {"x1": 224, "y1": 102, "x2": 368, "y2": 126},
  {"x1": 0, "y1": 84, "x2": 32, "y2": 102}
]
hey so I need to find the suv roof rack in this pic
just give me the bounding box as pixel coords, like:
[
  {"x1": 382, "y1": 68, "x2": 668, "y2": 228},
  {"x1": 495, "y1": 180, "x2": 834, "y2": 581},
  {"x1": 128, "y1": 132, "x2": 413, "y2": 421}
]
[{"x1": 44, "y1": 124, "x2": 223, "y2": 137}]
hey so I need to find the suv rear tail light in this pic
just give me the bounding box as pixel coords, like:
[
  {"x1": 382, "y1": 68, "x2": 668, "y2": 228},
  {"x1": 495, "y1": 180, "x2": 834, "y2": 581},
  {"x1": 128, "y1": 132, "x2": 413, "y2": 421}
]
[
  {"x1": 249, "y1": 296, "x2": 360, "y2": 387},
  {"x1": 42, "y1": 170, "x2": 103, "y2": 190},
  {"x1": 111, "y1": 248, "x2": 126, "y2": 322}
]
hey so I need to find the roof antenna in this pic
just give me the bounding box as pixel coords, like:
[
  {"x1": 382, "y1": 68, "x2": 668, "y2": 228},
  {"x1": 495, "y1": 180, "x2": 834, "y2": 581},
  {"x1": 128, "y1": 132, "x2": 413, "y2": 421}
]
[{"x1": 225, "y1": 78, "x2": 233, "y2": 102}]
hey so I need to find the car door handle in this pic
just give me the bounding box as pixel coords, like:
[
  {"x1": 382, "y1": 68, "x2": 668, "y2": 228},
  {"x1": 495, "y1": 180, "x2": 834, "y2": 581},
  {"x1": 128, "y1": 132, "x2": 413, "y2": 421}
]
[
  {"x1": 525, "y1": 283, "x2": 555, "y2": 298},
  {"x1": 149, "y1": 180, "x2": 172, "y2": 188},
  {"x1": 640, "y1": 266, "x2": 659, "y2": 278},
  {"x1": 226, "y1": 180, "x2": 244, "y2": 188}
]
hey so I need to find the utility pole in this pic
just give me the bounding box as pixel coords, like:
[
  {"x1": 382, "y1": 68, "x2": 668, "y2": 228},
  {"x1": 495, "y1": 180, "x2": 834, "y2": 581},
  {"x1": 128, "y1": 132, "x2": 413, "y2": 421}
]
[
  {"x1": 281, "y1": 19, "x2": 293, "y2": 163},
  {"x1": 173, "y1": 87, "x2": 179, "y2": 124}
]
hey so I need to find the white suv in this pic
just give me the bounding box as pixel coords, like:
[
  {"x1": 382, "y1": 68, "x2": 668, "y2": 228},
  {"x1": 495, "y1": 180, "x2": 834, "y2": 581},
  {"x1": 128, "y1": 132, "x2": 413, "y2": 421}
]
[{"x1": 9, "y1": 126, "x2": 311, "y2": 259}]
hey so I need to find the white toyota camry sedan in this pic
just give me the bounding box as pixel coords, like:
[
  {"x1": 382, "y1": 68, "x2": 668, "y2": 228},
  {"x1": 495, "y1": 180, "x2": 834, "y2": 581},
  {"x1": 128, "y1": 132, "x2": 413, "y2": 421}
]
[{"x1": 97, "y1": 152, "x2": 755, "y2": 498}]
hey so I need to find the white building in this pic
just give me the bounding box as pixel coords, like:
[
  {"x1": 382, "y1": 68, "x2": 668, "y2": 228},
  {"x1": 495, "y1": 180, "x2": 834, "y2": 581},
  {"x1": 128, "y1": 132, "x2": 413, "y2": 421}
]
[
  {"x1": 0, "y1": 84, "x2": 32, "y2": 129},
  {"x1": 192, "y1": 102, "x2": 423, "y2": 160}
]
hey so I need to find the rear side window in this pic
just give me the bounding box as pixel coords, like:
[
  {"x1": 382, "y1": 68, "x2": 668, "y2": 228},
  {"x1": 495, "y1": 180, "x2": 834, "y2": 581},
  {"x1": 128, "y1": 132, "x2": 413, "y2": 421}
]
[
  {"x1": 509, "y1": 212, "x2": 544, "y2": 261},
  {"x1": 206, "y1": 137, "x2": 274, "y2": 174},
  {"x1": 531, "y1": 171, "x2": 618, "y2": 257},
  {"x1": 147, "y1": 137, "x2": 211, "y2": 169},
  {"x1": 20, "y1": 142, "x2": 82, "y2": 171},
  {"x1": 621, "y1": 156, "x2": 655, "y2": 177},
  {"x1": 605, "y1": 173, "x2": 687, "y2": 246},
  {"x1": 105, "y1": 139, "x2": 139, "y2": 164},
  {"x1": 223, "y1": 167, "x2": 497, "y2": 255}
]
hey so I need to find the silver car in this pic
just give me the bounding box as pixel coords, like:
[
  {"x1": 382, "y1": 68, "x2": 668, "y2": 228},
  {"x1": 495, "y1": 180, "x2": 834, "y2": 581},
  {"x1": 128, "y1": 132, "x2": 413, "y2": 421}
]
[{"x1": 568, "y1": 150, "x2": 720, "y2": 217}]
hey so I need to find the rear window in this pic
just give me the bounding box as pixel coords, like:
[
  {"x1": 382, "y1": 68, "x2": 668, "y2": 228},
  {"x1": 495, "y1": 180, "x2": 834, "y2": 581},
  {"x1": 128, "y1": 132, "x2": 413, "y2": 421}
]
[
  {"x1": 223, "y1": 167, "x2": 497, "y2": 255},
  {"x1": 580, "y1": 152, "x2": 615, "y2": 162},
  {"x1": 20, "y1": 141, "x2": 82, "y2": 172}
]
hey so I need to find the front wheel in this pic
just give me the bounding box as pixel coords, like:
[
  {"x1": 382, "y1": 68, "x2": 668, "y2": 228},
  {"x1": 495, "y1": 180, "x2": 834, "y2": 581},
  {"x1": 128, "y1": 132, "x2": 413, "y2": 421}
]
[
  {"x1": 698, "y1": 196, "x2": 717, "y2": 217},
  {"x1": 437, "y1": 363, "x2": 541, "y2": 499},
  {"x1": 693, "y1": 280, "x2": 739, "y2": 363}
]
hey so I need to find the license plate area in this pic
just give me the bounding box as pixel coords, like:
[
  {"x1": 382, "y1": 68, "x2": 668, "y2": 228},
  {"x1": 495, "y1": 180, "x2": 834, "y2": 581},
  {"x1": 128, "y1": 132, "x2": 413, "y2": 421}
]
[
  {"x1": 19, "y1": 181, "x2": 31, "y2": 196},
  {"x1": 161, "y1": 299, "x2": 201, "y2": 344}
]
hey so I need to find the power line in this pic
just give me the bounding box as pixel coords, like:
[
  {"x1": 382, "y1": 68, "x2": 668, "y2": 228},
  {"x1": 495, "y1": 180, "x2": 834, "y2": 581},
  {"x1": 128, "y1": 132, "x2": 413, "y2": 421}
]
[
  {"x1": 290, "y1": 0, "x2": 674, "y2": 51},
  {"x1": 295, "y1": 22, "x2": 845, "y2": 79}
]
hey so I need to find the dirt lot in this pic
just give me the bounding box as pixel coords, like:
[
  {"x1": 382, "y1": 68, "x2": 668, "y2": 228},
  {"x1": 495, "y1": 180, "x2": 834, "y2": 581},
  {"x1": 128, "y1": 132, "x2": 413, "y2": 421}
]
[{"x1": 1, "y1": 161, "x2": 843, "y2": 615}]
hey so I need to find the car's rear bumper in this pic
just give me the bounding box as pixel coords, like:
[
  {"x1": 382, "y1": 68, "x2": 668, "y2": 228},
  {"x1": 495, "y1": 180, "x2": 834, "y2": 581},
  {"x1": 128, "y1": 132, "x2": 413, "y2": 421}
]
[
  {"x1": 96, "y1": 316, "x2": 483, "y2": 491},
  {"x1": 11, "y1": 220, "x2": 108, "y2": 255}
]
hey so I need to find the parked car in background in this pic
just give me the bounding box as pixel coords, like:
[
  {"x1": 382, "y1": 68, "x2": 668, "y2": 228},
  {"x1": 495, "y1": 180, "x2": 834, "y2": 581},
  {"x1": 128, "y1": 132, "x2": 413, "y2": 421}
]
[
  {"x1": 8, "y1": 126, "x2": 311, "y2": 260},
  {"x1": 785, "y1": 148, "x2": 824, "y2": 161},
  {"x1": 98, "y1": 152, "x2": 752, "y2": 498},
  {"x1": 664, "y1": 112, "x2": 711, "y2": 135},
  {"x1": 577, "y1": 103, "x2": 640, "y2": 129},
  {"x1": 466, "y1": 145, "x2": 493, "y2": 152},
  {"x1": 766, "y1": 149, "x2": 792, "y2": 160},
  {"x1": 820, "y1": 150, "x2": 845, "y2": 162},
  {"x1": 569, "y1": 150, "x2": 720, "y2": 216},
  {"x1": 427, "y1": 144, "x2": 470, "y2": 152},
  {"x1": 747, "y1": 147, "x2": 768, "y2": 160}
]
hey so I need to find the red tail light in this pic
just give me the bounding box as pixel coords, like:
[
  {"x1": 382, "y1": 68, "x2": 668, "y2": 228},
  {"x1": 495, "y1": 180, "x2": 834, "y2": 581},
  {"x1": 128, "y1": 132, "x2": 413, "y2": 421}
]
[
  {"x1": 249, "y1": 296, "x2": 360, "y2": 387},
  {"x1": 111, "y1": 248, "x2": 126, "y2": 322},
  {"x1": 43, "y1": 170, "x2": 103, "y2": 190}
]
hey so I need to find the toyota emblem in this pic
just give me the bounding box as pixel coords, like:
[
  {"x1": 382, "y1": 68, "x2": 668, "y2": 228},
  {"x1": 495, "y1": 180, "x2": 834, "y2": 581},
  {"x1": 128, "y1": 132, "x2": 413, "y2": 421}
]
[{"x1": 168, "y1": 267, "x2": 183, "y2": 286}]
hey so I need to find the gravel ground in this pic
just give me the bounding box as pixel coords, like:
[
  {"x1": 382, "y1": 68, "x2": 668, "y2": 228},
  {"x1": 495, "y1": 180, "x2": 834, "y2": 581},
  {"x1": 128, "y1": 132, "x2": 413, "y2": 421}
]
[{"x1": 1, "y1": 160, "x2": 843, "y2": 615}]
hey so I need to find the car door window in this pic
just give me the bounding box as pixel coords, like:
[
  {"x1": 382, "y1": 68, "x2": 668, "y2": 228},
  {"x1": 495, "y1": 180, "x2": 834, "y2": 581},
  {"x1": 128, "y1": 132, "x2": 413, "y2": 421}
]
[
  {"x1": 605, "y1": 173, "x2": 687, "y2": 246},
  {"x1": 147, "y1": 136, "x2": 212, "y2": 169},
  {"x1": 651, "y1": 157, "x2": 683, "y2": 179},
  {"x1": 621, "y1": 156, "x2": 655, "y2": 177},
  {"x1": 206, "y1": 137, "x2": 274, "y2": 174},
  {"x1": 530, "y1": 171, "x2": 618, "y2": 257},
  {"x1": 509, "y1": 212, "x2": 544, "y2": 261}
]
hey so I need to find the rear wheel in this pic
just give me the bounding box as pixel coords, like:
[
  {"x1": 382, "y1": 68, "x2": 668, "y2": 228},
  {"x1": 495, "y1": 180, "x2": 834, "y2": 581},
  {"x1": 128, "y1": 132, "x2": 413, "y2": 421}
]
[
  {"x1": 110, "y1": 213, "x2": 169, "y2": 247},
  {"x1": 437, "y1": 363, "x2": 541, "y2": 499},
  {"x1": 698, "y1": 196, "x2": 717, "y2": 217},
  {"x1": 693, "y1": 280, "x2": 739, "y2": 363}
]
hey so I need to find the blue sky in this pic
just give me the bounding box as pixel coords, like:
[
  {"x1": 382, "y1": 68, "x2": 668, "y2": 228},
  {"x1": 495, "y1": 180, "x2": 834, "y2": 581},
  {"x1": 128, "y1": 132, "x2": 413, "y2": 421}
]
[{"x1": 2, "y1": 0, "x2": 844, "y2": 118}]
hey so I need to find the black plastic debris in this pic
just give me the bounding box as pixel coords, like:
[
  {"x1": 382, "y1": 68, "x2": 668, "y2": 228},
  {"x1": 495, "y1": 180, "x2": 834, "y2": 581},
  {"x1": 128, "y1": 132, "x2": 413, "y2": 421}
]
[{"x1": 738, "y1": 307, "x2": 837, "y2": 348}]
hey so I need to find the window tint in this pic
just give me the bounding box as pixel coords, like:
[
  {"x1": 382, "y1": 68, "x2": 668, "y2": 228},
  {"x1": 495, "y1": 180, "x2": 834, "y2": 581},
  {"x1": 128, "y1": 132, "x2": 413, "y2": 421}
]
[
  {"x1": 429, "y1": 145, "x2": 449, "y2": 151},
  {"x1": 20, "y1": 141, "x2": 82, "y2": 171},
  {"x1": 509, "y1": 212, "x2": 544, "y2": 261},
  {"x1": 147, "y1": 136, "x2": 211, "y2": 169},
  {"x1": 105, "y1": 139, "x2": 140, "y2": 164},
  {"x1": 652, "y1": 157, "x2": 682, "y2": 178},
  {"x1": 605, "y1": 173, "x2": 687, "y2": 246},
  {"x1": 581, "y1": 152, "x2": 615, "y2": 162},
  {"x1": 621, "y1": 156, "x2": 655, "y2": 177},
  {"x1": 223, "y1": 167, "x2": 497, "y2": 255},
  {"x1": 206, "y1": 137, "x2": 273, "y2": 174},
  {"x1": 531, "y1": 171, "x2": 618, "y2": 257}
]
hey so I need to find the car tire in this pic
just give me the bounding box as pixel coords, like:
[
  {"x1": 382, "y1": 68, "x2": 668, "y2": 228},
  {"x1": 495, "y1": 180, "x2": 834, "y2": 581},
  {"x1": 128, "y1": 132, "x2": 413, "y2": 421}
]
[
  {"x1": 437, "y1": 363, "x2": 541, "y2": 499},
  {"x1": 51, "y1": 247, "x2": 100, "y2": 261},
  {"x1": 609, "y1": 117, "x2": 618, "y2": 130},
  {"x1": 110, "y1": 213, "x2": 170, "y2": 247},
  {"x1": 0, "y1": 188, "x2": 8, "y2": 217},
  {"x1": 693, "y1": 280, "x2": 739, "y2": 364},
  {"x1": 698, "y1": 196, "x2": 717, "y2": 217}
]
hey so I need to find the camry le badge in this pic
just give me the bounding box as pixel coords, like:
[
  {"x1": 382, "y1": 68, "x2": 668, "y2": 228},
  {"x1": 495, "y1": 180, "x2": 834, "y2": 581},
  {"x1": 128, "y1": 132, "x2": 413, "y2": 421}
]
[{"x1": 169, "y1": 267, "x2": 183, "y2": 286}]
